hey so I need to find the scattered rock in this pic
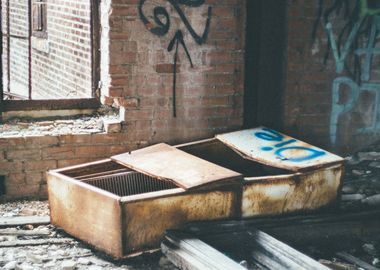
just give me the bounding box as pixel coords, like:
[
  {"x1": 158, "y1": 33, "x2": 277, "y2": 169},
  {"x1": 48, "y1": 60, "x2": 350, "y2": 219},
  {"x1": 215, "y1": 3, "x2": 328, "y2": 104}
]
[
  {"x1": 358, "y1": 151, "x2": 380, "y2": 161},
  {"x1": 342, "y1": 185, "x2": 357, "y2": 194},
  {"x1": 44, "y1": 261, "x2": 56, "y2": 268},
  {"x1": 352, "y1": 170, "x2": 365, "y2": 176},
  {"x1": 346, "y1": 156, "x2": 361, "y2": 165},
  {"x1": 20, "y1": 208, "x2": 37, "y2": 216},
  {"x1": 373, "y1": 258, "x2": 380, "y2": 267},
  {"x1": 341, "y1": 194, "x2": 366, "y2": 201},
  {"x1": 77, "y1": 257, "x2": 91, "y2": 265},
  {"x1": 61, "y1": 260, "x2": 77, "y2": 270},
  {"x1": 87, "y1": 266, "x2": 103, "y2": 270},
  {"x1": 23, "y1": 224, "x2": 34, "y2": 230},
  {"x1": 16, "y1": 263, "x2": 34, "y2": 270},
  {"x1": 363, "y1": 243, "x2": 377, "y2": 256},
  {"x1": 362, "y1": 194, "x2": 380, "y2": 206},
  {"x1": 159, "y1": 256, "x2": 173, "y2": 268},
  {"x1": 4, "y1": 261, "x2": 18, "y2": 270},
  {"x1": 26, "y1": 253, "x2": 43, "y2": 264},
  {"x1": 369, "y1": 161, "x2": 380, "y2": 168},
  {"x1": 239, "y1": 260, "x2": 248, "y2": 268}
]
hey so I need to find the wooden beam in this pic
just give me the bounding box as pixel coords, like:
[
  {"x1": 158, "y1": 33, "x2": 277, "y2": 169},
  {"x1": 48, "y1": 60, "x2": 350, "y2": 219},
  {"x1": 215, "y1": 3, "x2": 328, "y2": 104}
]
[
  {"x1": 246, "y1": 229, "x2": 330, "y2": 270},
  {"x1": 0, "y1": 228, "x2": 50, "y2": 236},
  {"x1": 336, "y1": 252, "x2": 379, "y2": 270},
  {"x1": 184, "y1": 210, "x2": 380, "y2": 245},
  {"x1": 0, "y1": 238, "x2": 74, "y2": 247},
  {"x1": 162, "y1": 231, "x2": 247, "y2": 270},
  {"x1": 163, "y1": 229, "x2": 329, "y2": 270},
  {"x1": 0, "y1": 216, "x2": 50, "y2": 227}
]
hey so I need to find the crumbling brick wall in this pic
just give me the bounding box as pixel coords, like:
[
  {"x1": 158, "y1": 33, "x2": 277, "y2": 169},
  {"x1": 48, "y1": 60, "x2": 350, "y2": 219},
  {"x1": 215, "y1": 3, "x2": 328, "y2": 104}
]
[
  {"x1": 0, "y1": 0, "x2": 246, "y2": 200},
  {"x1": 0, "y1": 133, "x2": 142, "y2": 200}
]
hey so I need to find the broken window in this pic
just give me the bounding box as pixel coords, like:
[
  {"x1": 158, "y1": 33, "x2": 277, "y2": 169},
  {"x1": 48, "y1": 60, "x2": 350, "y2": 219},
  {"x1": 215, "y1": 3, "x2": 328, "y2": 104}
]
[{"x1": 0, "y1": 0, "x2": 99, "y2": 112}]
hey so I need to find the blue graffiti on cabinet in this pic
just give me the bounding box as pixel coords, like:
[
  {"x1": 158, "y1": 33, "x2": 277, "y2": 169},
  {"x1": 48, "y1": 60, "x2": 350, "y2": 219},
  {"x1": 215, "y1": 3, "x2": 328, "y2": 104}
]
[
  {"x1": 254, "y1": 128, "x2": 326, "y2": 162},
  {"x1": 138, "y1": 0, "x2": 212, "y2": 117}
]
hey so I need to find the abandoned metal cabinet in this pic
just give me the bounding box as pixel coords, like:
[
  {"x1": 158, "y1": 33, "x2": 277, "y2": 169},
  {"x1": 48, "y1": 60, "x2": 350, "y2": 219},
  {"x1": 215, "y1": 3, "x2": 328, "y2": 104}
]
[
  {"x1": 47, "y1": 143, "x2": 242, "y2": 259},
  {"x1": 47, "y1": 127, "x2": 344, "y2": 258},
  {"x1": 177, "y1": 127, "x2": 344, "y2": 217}
]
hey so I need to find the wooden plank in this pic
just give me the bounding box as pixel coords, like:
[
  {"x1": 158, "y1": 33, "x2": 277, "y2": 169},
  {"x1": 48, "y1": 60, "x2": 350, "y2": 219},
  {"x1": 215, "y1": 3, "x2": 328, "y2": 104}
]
[
  {"x1": 336, "y1": 252, "x2": 379, "y2": 270},
  {"x1": 163, "y1": 231, "x2": 246, "y2": 270},
  {"x1": 0, "y1": 216, "x2": 50, "y2": 227},
  {"x1": 112, "y1": 143, "x2": 242, "y2": 190},
  {"x1": 216, "y1": 127, "x2": 343, "y2": 171},
  {"x1": 0, "y1": 228, "x2": 50, "y2": 236},
  {"x1": 163, "y1": 229, "x2": 328, "y2": 270},
  {"x1": 246, "y1": 229, "x2": 330, "y2": 270},
  {"x1": 0, "y1": 238, "x2": 75, "y2": 247},
  {"x1": 184, "y1": 210, "x2": 380, "y2": 244}
]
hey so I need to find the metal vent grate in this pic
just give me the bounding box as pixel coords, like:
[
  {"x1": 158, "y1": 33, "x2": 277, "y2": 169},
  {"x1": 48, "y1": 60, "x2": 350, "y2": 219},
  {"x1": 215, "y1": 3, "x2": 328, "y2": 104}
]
[{"x1": 82, "y1": 171, "x2": 177, "y2": 197}]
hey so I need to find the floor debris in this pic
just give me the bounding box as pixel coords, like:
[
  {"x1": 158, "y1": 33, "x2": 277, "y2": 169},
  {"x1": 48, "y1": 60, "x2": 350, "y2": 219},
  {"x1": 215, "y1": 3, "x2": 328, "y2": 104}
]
[{"x1": 1, "y1": 143, "x2": 380, "y2": 269}]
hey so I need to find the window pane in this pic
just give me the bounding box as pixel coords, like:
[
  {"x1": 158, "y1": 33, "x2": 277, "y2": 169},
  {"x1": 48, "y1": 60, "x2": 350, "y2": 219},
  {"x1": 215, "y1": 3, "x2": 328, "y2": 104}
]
[{"x1": 2, "y1": 0, "x2": 93, "y2": 100}]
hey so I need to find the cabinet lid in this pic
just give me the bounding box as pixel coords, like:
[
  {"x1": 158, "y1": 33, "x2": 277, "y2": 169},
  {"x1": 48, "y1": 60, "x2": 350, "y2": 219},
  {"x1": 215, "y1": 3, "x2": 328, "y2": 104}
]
[
  {"x1": 216, "y1": 127, "x2": 344, "y2": 172},
  {"x1": 111, "y1": 143, "x2": 242, "y2": 190}
]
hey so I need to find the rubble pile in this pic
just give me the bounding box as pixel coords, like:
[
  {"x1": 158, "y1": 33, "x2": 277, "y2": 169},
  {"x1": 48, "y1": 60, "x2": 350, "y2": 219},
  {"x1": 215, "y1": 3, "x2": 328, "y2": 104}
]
[
  {"x1": 341, "y1": 149, "x2": 380, "y2": 211},
  {"x1": 0, "y1": 114, "x2": 118, "y2": 137}
]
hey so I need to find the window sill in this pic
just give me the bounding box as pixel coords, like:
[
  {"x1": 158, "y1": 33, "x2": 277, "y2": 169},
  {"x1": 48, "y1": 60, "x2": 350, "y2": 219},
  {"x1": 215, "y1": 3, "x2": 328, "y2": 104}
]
[{"x1": 0, "y1": 114, "x2": 121, "y2": 138}]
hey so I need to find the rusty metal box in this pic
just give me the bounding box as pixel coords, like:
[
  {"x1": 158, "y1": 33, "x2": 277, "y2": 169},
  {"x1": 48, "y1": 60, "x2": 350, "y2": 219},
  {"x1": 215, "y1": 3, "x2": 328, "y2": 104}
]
[
  {"x1": 47, "y1": 143, "x2": 242, "y2": 259},
  {"x1": 177, "y1": 127, "x2": 344, "y2": 218}
]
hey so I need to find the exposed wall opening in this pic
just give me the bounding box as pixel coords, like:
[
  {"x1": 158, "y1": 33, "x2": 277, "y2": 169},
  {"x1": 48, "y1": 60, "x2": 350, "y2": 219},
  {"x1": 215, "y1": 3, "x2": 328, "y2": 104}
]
[
  {"x1": 0, "y1": 175, "x2": 5, "y2": 196},
  {"x1": 243, "y1": 0, "x2": 287, "y2": 130},
  {"x1": 0, "y1": 0, "x2": 100, "y2": 113}
]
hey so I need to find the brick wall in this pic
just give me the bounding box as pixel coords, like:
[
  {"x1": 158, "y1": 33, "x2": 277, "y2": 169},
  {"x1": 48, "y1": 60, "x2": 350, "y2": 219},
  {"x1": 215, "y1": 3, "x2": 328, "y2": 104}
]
[
  {"x1": 1, "y1": 0, "x2": 92, "y2": 99},
  {"x1": 32, "y1": 0, "x2": 92, "y2": 99},
  {"x1": 0, "y1": 133, "x2": 145, "y2": 200},
  {"x1": 282, "y1": 0, "x2": 380, "y2": 154},
  {"x1": 0, "y1": 0, "x2": 246, "y2": 200},
  {"x1": 101, "y1": 0, "x2": 246, "y2": 144}
]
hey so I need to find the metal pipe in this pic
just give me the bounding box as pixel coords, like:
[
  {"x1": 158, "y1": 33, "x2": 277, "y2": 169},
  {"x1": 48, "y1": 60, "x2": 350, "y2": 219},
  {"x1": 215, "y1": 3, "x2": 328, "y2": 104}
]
[
  {"x1": 6, "y1": 0, "x2": 9, "y2": 93},
  {"x1": 0, "y1": 0, "x2": 3, "y2": 103},
  {"x1": 28, "y1": 0, "x2": 32, "y2": 99}
]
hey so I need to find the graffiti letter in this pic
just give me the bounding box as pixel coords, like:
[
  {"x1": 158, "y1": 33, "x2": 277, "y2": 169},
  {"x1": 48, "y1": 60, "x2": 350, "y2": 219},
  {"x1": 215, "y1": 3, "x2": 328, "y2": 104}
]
[
  {"x1": 255, "y1": 128, "x2": 284, "y2": 142},
  {"x1": 355, "y1": 16, "x2": 380, "y2": 81},
  {"x1": 330, "y1": 77, "x2": 359, "y2": 144},
  {"x1": 274, "y1": 147, "x2": 325, "y2": 163},
  {"x1": 325, "y1": 20, "x2": 362, "y2": 73}
]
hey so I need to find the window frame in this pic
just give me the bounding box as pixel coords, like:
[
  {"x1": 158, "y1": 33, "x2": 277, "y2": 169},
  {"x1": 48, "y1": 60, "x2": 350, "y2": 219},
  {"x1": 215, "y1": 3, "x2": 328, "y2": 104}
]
[
  {"x1": 0, "y1": 0, "x2": 101, "y2": 113},
  {"x1": 31, "y1": 0, "x2": 48, "y2": 39}
]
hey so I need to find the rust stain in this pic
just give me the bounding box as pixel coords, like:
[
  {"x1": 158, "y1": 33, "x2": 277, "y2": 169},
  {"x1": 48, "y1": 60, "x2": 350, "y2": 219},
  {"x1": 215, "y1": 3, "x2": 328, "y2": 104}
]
[
  {"x1": 122, "y1": 191, "x2": 237, "y2": 253},
  {"x1": 48, "y1": 173, "x2": 124, "y2": 258},
  {"x1": 241, "y1": 165, "x2": 343, "y2": 217}
]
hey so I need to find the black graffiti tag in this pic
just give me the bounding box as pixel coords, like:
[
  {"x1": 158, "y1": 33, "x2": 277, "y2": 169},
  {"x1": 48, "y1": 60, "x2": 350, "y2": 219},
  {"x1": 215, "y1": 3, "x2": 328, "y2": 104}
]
[{"x1": 139, "y1": 0, "x2": 212, "y2": 117}]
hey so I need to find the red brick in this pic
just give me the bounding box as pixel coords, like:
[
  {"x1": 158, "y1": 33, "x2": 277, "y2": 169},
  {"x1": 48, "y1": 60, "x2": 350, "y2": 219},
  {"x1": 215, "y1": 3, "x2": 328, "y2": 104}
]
[
  {"x1": 156, "y1": 63, "x2": 180, "y2": 74},
  {"x1": 42, "y1": 146, "x2": 75, "y2": 159},
  {"x1": 24, "y1": 160, "x2": 57, "y2": 172},
  {"x1": 114, "y1": 97, "x2": 140, "y2": 108},
  {"x1": 0, "y1": 161, "x2": 23, "y2": 173},
  {"x1": 6, "y1": 149, "x2": 41, "y2": 160}
]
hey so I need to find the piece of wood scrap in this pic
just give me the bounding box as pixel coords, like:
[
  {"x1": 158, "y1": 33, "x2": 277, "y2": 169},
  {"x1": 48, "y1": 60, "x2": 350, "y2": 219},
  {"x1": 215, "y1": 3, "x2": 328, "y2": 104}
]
[
  {"x1": 0, "y1": 237, "x2": 75, "y2": 247},
  {"x1": 162, "y1": 230, "x2": 246, "y2": 270},
  {"x1": 0, "y1": 216, "x2": 50, "y2": 227}
]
